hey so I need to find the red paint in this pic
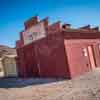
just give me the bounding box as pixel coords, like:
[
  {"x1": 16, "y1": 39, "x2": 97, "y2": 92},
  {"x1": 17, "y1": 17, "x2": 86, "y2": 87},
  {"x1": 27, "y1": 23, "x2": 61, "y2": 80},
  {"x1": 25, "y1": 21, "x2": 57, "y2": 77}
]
[
  {"x1": 16, "y1": 16, "x2": 100, "y2": 79},
  {"x1": 17, "y1": 34, "x2": 70, "y2": 78},
  {"x1": 17, "y1": 30, "x2": 100, "y2": 78},
  {"x1": 64, "y1": 39, "x2": 100, "y2": 78},
  {"x1": 47, "y1": 21, "x2": 62, "y2": 34},
  {"x1": 34, "y1": 34, "x2": 69, "y2": 78},
  {"x1": 16, "y1": 40, "x2": 23, "y2": 48}
]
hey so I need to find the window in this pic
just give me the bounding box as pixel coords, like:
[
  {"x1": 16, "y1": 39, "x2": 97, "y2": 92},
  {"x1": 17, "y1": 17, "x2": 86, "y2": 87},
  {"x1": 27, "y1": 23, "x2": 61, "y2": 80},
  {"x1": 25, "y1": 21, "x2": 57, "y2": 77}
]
[
  {"x1": 28, "y1": 34, "x2": 33, "y2": 40},
  {"x1": 83, "y1": 48, "x2": 88, "y2": 57},
  {"x1": 98, "y1": 44, "x2": 100, "y2": 49}
]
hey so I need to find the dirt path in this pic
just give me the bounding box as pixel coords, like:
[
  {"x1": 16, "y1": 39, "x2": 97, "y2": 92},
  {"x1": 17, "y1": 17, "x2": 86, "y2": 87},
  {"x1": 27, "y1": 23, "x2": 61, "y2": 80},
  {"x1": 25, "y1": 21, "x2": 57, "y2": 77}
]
[{"x1": 0, "y1": 68, "x2": 100, "y2": 100}]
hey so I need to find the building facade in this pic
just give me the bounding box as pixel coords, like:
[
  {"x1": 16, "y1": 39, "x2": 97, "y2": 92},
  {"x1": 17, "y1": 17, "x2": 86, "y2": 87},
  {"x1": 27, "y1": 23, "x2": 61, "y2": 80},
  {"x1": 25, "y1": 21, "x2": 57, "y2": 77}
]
[
  {"x1": 0, "y1": 58, "x2": 5, "y2": 77},
  {"x1": 0, "y1": 55, "x2": 18, "y2": 77},
  {"x1": 2, "y1": 55, "x2": 18, "y2": 77},
  {"x1": 16, "y1": 16, "x2": 100, "y2": 78}
]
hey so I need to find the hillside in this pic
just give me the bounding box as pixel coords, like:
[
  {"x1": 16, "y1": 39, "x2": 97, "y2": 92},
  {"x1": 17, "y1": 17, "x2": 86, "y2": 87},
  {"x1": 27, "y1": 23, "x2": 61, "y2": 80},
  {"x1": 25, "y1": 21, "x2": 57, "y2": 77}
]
[{"x1": 0, "y1": 45, "x2": 16, "y2": 57}]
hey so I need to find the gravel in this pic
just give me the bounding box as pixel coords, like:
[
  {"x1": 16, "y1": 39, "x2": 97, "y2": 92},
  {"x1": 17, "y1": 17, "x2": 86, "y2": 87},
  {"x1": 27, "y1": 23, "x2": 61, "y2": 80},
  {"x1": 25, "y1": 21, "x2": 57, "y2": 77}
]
[{"x1": 0, "y1": 68, "x2": 100, "y2": 100}]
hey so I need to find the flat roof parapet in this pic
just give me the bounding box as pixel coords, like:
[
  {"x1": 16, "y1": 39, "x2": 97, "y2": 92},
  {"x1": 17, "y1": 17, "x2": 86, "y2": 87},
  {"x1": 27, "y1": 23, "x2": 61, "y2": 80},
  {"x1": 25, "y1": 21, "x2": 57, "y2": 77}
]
[
  {"x1": 24, "y1": 16, "x2": 39, "y2": 30},
  {"x1": 46, "y1": 21, "x2": 62, "y2": 33},
  {"x1": 91, "y1": 27, "x2": 99, "y2": 31},
  {"x1": 62, "y1": 24, "x2": 71, "y2": 29},
  {"x1": 79, "y1": 25, "x2": 91, "y2": 30}
]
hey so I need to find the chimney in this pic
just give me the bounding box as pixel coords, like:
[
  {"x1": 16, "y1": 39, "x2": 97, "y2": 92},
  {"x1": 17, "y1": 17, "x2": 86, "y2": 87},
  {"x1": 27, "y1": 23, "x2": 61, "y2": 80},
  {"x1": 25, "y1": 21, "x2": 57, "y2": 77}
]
[
  {"x1": 24, "y1": 16, "x2": 39, "y2": 30},
  {"x1": 20, "y1": 31, "x2": 24, "y2": 45},
  {"x1": 46, "y1": 21, "x2": 62, "y2": 33},
  {"x1": 16, "y1": 40, "x2": 23, "y2": 48},
  {"x1": 41, "y1": 17, "x2": 49, "y2": 27},
  {"x1": 62, "y1": 24, "x2": 71, "y2": 29}
]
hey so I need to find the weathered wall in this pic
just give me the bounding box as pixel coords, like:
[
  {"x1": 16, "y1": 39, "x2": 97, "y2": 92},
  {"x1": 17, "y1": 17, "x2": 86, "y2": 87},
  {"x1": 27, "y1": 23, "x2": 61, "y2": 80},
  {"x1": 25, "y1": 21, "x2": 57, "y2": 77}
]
[
  {"x1": 17, "y1": 48, "x2": 26, "y2": 77},
  {"x1": 16, "y1": 40, "x2": 23, "y2": 48},
  {"x1": 47, "y1": 21, "x2": 62, "y2": 34},
  {"x1": 17, "y1": 33, "x2": 70, "y2": 78},
  {"x1": 0, "y1": 59, "x2": 4, "y2": 77},
  {"x1": 34, "y1": 34, "x2": 69, "y2": 78},
  {"x1": 24, "y1": 16, "x2": 39, "y2": 30},
  {"x1": 23, "y1": 22, "x2": 46, "y2": 45},
  {"x1": 23, "y1": 43, "x2": 39, "y2": 77},
  {"x1": 16, "y1": 29, "x2": 100, "y2": 78},
  {"x1": 64, "y1": 39, "x2": 100, "y2": 78},
  {"x1": 2, "y1": 58, "x2": 18, "y2": 77}
]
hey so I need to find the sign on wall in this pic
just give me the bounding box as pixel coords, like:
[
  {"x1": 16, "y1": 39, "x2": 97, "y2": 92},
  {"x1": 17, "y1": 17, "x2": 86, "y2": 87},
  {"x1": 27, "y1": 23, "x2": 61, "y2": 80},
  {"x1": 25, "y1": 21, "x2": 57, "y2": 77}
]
[{"x1": 23, "y1": 22, "x2": 46, "y2": 45}]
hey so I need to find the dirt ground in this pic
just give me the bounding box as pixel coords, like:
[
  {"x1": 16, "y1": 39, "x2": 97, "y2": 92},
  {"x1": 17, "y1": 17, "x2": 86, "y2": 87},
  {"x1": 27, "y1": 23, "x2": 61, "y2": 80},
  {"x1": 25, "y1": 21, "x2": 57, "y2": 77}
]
[{"x1": 0, "y1": 68, "x2": 100, "y2": 100}]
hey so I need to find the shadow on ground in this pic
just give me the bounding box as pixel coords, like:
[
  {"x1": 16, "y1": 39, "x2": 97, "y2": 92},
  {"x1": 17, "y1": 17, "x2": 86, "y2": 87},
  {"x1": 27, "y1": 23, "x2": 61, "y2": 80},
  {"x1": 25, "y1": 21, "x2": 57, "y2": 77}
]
[{"x1": 0, "y1": 78, "x2": 65, "y2": 88}]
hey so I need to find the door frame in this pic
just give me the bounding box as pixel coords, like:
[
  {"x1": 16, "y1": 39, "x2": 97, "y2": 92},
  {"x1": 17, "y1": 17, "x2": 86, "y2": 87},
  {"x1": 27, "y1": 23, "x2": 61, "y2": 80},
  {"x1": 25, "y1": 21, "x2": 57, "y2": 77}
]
[{"x1": 87, "y1": 45, "x2": 96, "y2": 70}]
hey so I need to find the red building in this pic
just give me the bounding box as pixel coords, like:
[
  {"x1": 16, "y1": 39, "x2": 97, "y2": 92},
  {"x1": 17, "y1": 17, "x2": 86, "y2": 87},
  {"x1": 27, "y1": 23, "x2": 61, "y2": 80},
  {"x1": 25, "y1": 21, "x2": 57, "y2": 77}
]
[{"x1": 16, "y1": 16, "x2": 100, "y2": 79}]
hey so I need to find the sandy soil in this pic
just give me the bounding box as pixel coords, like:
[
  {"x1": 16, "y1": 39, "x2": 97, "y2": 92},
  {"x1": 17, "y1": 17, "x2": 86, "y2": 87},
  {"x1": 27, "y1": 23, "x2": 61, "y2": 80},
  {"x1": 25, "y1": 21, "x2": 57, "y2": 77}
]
[{"x1": 0, "y1": 68, "x2": 100, "y2": 100}]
